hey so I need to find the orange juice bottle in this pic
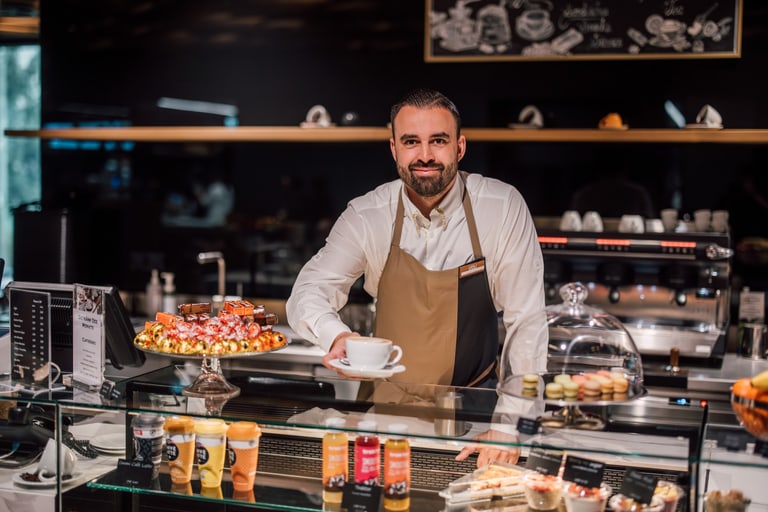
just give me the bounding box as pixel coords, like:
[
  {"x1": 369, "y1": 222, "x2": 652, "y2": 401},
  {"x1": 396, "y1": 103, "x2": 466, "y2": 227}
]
[
  {"x1": 322, "y1": 417, "x2": 349, "y2": 503},
  {"x1": 383, "y1": 423, "x2": 410, "y2": 511}
]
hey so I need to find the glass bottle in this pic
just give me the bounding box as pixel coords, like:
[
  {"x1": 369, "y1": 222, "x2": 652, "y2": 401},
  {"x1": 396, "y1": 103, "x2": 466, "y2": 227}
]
[
  {"x1": 383, "y1": 423, "x2": 410, "y2": 511},
  {"x1": 322, "y1": 417, "x2": 349, "y2": 503},
  {"x1": 354, "y1": 420, "x2": 380, "y2": 486}
]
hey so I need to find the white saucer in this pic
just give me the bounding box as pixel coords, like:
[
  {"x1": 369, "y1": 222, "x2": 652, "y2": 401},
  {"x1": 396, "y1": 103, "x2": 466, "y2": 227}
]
[
  {"x1": 13, "y1": 471, "x2": 85, "y2": 489},
  {"x1": 329, "y1": 359, "x2": 406, "y2": 378},
  {"x1": 90, "y1": 433, "x2": 126, "y2": 454}
]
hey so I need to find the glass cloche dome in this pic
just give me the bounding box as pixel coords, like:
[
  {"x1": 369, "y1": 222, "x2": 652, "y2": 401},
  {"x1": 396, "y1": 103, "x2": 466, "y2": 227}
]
[{"x1": 546, "y1": 282, "x2": 644, "y2": 397}]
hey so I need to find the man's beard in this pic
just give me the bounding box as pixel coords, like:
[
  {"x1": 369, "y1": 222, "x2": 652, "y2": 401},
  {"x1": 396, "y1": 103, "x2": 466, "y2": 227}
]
[{"x1": 397, "y1": 160, "x2": 458, "y2": 197}]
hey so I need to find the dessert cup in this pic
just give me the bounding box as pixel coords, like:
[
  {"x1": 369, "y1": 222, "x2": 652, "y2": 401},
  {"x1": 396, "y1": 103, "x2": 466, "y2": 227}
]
[
  {"x1": 563, "y1": 481, "x2": 612, "y2": 512},
  {"x1": 524, "y1": 471, "x2": 564, "y2": 510}
]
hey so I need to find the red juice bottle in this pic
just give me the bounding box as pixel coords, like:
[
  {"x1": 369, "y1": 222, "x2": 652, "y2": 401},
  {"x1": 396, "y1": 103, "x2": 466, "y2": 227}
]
[{"x1": 353, "y1": 420, "x2": 380, "y2": 486}]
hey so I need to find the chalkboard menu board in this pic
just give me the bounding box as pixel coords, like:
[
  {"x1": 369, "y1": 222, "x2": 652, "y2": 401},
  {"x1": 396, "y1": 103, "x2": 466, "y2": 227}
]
[
  {"x1": 426, "y1": 0, "x2": 741, "y2": 61},
  {"x1": 9, "y1": 289, "x2": 51, "y2": 387}
]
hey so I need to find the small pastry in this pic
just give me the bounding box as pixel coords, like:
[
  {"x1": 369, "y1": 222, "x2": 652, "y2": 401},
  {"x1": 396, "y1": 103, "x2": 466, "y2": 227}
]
[
  {"x1": 583, "y1": 380, "x2": 601, "y2": 397},
  {"x1": 612, "y1": 377, "x2": 629, "y2": 394},
  {"x1": 554, "y1": 373, "x2": 572, "y2": 385},
  {"x1": 523, "y1": 373, "x2": 539, "y2": 390},
  {"x1": 545, "y1": 382, "x2": 564, "y2": 399},
  {"x1": 563, "y1": 381, "x2": 580, "y2": 399}
]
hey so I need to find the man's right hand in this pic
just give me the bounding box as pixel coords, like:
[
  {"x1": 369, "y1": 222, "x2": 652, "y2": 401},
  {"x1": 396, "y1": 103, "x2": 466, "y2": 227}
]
[{"x1": 322, "y1": 331, "x2": 360, "y2": 375}]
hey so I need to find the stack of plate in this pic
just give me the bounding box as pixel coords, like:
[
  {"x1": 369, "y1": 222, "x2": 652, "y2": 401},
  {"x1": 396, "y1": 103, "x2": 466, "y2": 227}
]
[{"x1": 90, "y1": 433, "x2": 127, "y2": 456}]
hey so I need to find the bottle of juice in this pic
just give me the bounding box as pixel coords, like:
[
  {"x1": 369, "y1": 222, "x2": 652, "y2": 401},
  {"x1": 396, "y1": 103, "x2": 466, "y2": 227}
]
[
  {"x1": 383, "y1": 423, "x2": 410, "y2": 511},
  {"x1": 354, "y1": 420, "x2": 380, "y2": 486},
  {"x1": 322, "y1": 417, "x2": 349, "y2": 503}
]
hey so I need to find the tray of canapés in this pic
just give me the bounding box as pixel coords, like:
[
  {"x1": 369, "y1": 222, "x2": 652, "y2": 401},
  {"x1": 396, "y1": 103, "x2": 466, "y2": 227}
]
[
  {"x1": 133, "y1": 300, "x2": 288, "y2": 358},
  {"x1": 505, "y1": 370, "x2": 643, "y2": 405}
]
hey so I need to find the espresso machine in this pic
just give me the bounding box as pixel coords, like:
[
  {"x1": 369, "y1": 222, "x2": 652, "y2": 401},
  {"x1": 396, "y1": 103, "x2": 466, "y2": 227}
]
[{"x1": 536, "y1": 217, "x2": 733, "y2": 368}]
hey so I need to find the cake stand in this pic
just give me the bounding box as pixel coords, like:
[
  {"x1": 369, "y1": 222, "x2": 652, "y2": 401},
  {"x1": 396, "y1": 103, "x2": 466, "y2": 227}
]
[
  {"x1": 137, "y1": 345, "x2": 287, "y2": 415},
  {"x1": 504, "y1": 372, "x2": 646, "y2": 430}
]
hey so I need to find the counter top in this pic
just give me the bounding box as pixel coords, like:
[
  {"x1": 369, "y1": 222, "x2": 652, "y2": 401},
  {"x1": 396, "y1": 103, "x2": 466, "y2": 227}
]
[{"x1": 687, "y1": 354, "x2": 768, "y2": 394}]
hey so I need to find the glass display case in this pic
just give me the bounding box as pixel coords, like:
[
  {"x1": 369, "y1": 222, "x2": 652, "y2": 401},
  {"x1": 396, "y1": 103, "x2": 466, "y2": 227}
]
[{"x1": 2, "y1": 364, "x2": 766, "y2": 512}]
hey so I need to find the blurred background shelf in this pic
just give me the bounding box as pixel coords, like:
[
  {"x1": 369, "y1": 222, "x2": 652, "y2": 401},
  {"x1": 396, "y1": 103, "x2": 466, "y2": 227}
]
[{"x1": 6, "y1": 127, "x2": 768, "y2": 143}]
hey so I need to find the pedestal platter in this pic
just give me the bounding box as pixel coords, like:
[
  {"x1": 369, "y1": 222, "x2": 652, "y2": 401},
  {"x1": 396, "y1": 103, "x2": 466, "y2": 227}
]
[
  {"x1": 133, "y1": 300, "x2": 289, "y2": 414},
  {"x1": 503, "y1": 371, "x2": 646, "y2": 430}
]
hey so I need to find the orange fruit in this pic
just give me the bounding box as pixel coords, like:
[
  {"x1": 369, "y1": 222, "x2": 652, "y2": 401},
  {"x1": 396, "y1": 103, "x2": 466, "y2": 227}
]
[{"x1": 732, "y1": 378, "x2": 758, "y2": 400}]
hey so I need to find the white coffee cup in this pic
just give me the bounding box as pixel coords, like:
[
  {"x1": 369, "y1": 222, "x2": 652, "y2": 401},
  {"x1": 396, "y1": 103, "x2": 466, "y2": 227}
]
[
  {"x1": 582, "y1": 211, "x2": 603, "y2": 232},
  {"x1": 345, "y1": 336, "x2": 403, "y2": 369},
  {"x1": 618, "y1": 214, "x2": 644, "y2": 233},
  {"x1": 559, "y1": 210, "x2": 582, "y2": 231},
  {"x1": 711, "y1": 210, "x2": 729, "y2": 232},
  {"x1": 694, "y1": 209, "x2": 712, "y2": 232},
  {"x1": 38, "y1": 438, "x2": 77, "y2": 481},
  {"x1": 660, "y1": 208, "x2": 679, "y2": 232}
]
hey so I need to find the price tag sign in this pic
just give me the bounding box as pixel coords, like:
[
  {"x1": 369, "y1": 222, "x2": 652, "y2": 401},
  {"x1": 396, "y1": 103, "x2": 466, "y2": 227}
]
[
  {"x1": 620, "y1": 470, "x2": 657, "y2": 504},
  {"x1": 115, "y1": 459, "x2": 154, "y2": 488},
  {"x1": 721, "y1": 432, "x2": 747, "y2": 452},
  {"x1": 562, "y1": 455, "x2": 605, "y2": 489},
  {"x1": 526, "y1": 447, "x2": 564, "y2": 475},
  {"x1": 341, "y1": 482, "x2": 382, "y2": 512},
  {"x1": 517, "y1": 416, "x2": 541, "y2": 435}
]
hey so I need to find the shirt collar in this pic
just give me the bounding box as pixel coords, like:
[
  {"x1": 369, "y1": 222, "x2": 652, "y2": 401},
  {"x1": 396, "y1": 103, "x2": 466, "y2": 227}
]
[{"x1": 401, "y1": 173, "x2": 464, "y2": 230}]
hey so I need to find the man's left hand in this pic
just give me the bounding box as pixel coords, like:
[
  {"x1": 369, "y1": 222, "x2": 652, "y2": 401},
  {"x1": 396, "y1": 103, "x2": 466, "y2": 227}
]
[{"x1": 455, "y1": 429, "x2": 521, "y2": 468}]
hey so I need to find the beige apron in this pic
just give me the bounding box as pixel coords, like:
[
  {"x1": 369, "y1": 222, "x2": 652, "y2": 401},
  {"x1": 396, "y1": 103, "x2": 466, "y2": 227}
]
[{"x1": 364, "y1": 174, "x2": 500, "y2": 405}]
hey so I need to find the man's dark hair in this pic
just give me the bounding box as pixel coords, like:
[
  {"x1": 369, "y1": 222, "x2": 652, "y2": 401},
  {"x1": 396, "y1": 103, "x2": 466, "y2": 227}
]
[{"x1": 390, "y1": 88, "x2": 462, "y2": 137}]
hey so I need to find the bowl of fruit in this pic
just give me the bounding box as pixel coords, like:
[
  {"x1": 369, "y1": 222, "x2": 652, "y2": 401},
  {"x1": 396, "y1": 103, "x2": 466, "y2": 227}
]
[{"x1": 731, "y1": 369, "x2": 768, "y2": 440}]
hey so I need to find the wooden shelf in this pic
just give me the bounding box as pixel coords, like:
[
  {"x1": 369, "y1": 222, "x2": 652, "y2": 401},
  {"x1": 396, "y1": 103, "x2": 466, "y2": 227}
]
[{"x1": 6, "y1": 126, "x2": 768, "y2": 144}]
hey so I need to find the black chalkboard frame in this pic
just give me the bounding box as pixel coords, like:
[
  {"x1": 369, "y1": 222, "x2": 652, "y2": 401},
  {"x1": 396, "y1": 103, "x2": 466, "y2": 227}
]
[{"x1": 425, "y1": 0, "x2": 742, "y2": 62}]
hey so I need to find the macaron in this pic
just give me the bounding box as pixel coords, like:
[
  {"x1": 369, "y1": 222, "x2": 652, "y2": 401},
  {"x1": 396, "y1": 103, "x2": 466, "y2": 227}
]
[
  {"x1": 612, "y1": 377, "x2": 629, "y2": 394},
  {"x1": 582, "y1": 380, "x2": 601, "y2": 397},
  {"x1": 571, "y1": 374, "x2": 587, "y2": 385},
  {"x1": 523, "y1": 373, "x2": 539, "y2": 390},
  {"x1": 545, "y1": 382, "x2": 564, "y2": 399},
  {"x1": 594, "y1": 375, "x2": 613, "y2": 394},
  {"x1": 563, "y1": 381, "x2": 579, "y2": 398},
  {"x1": 554, "y1": 373, "x2": 572, "y2": 385}
]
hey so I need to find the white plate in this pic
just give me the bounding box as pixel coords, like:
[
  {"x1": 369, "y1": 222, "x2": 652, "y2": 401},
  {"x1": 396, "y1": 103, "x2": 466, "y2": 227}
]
[
  {"x1": 329, "y1": 359, "x2": 406, "y2": 378},
  {"x1": 13, "y1": 471, "x2": 85, "y2": 489},
  {"x1": 90, "y1": 433, "x2": 126, "y2": 453}
]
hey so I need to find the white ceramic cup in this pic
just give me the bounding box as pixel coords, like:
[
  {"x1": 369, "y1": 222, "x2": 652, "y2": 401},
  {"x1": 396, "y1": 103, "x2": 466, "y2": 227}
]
[
  {"x1": 582, "y1": 211, "x2": 604, "y2": 232},
  {"x1": 660, "y1": 208, "x2": 678, "y2": 232},
  {"x1": 694, "y1": 209, "x2": 712, "y2": 232},
  {"x1": 645, "y1": 218, "x2": 664, "y2": 233},
  {"x1": 38, "y1": 438, "x2": 77, "y2": 481},
  {"x1": 618, "y1": 214, "x2": 644, "y2": 233},
  {"x1": 559, "y1": 210, "x2": 582, "y2": 231},
  {"x1": 711, "y1": 210, "x2": 729, "y2": 232},
  {"x1": 345, "y1": 336, "x2": 403, "y2": 369}
]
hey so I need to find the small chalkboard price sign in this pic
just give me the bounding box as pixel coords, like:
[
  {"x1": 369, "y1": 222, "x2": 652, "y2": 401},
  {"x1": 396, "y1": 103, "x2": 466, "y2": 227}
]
[
  {"x1": 526, "y1": 447, "x2": 564, "y2": 475},
  {"x1": 620, "y1": 470, "x2": 658, "y2": 504},
  {"x1": 562, "y1": 455, "x2": 605, "y2": 489},
  {"x1": 426, "y1": 0, "x2": 741, "y2": 61},
  {"x1": 341, "y1": 482, "x2": 382, "y2": 512}
]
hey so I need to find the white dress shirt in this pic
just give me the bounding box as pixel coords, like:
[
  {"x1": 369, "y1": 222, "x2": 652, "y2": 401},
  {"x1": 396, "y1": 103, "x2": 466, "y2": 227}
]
[{"x1": 286, "y1": 172, "x2": 549, "y2": 383}]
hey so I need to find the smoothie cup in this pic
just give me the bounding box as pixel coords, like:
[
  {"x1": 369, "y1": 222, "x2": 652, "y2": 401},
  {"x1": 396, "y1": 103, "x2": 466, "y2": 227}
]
[
  {"x1": 165, "y1": 415, "x2": 196, "y2": 485},
  {"x1": 195, "y1": 418, "x2": 228, "y2": 487},
  {"x1": 227, "y1": 421, "x2": 262, "y2": 491}
]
